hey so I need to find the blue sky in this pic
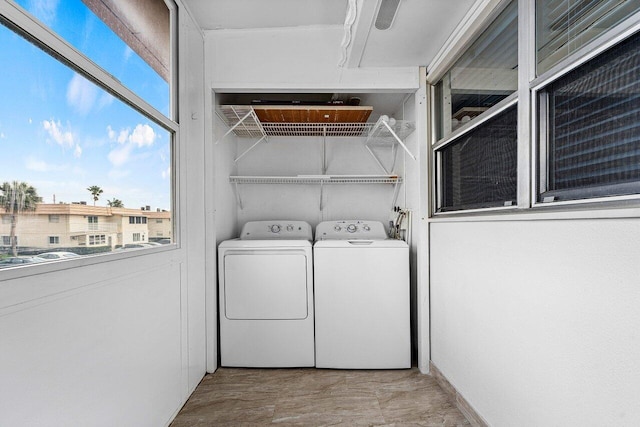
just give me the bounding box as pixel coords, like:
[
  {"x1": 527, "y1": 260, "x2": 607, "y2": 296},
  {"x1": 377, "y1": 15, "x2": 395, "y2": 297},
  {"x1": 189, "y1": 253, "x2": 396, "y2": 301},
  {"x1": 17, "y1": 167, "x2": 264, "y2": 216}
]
[{"x1": 0, "y1": 0, "x2": 171, "y2": 210}]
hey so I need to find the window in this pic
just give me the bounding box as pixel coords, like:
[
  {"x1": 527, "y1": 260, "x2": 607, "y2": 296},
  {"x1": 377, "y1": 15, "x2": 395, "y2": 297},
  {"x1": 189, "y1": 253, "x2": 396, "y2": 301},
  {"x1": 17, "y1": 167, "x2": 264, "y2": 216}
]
[
  {"x1": 133, "y1": 233, "x2": 141, "y2": 242},
  {"x1": 156, "y1": 219, "x2": 163, "y2": 224},
  {"x1": 88, "y1": 216, "x2": 98, "y2": 231},
  {"x1": 13, "y1": 0, "x2": 172, "y2": 117},
  {"x1": 436, "y1": 105, "x2": 518, "y2": 212},
  {"x1": 2, "y1": 236, "x2": 11, "y2": 245},
  {"x1": 536, "y1": 29, "x2": 640, "y2": 203},
  {"x1": 49, "y1": 236, "x2": 60, "y2": 244},
  {"x1": 0, "y1": 0, "x2": 176, "y2": 270},
  {"x1": 536, "y1": 0, "x2": 640, "y2": 75},
  {"x1": 129, "y1": 216, "x2": 147, "y2": 224},
  {"x1": 434, "y1": 0, "x2": 518, "y2": 140},
  {"x1": 88, "y1": 235, "x2": 106, "y2": 246}
]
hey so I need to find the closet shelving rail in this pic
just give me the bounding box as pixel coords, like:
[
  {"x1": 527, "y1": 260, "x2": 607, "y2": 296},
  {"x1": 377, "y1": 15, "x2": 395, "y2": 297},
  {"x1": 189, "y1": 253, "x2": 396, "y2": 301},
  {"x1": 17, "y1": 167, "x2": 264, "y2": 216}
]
[
  {"x1": 216, "y1": 105, "x2": 414, "y2": 210},
  {"x1": 228, "y1": 175, "x2": 404, "y2": 211},
  {"x1": 215, "y1": 106, "x2": 416, "y2": 166}
]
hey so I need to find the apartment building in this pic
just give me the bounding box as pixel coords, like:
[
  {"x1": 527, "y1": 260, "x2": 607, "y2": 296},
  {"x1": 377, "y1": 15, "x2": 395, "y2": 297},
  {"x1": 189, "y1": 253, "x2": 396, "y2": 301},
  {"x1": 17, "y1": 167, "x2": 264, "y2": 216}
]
[{"x1": 0, "y1": 204, "x2": 171, "y2": 252}]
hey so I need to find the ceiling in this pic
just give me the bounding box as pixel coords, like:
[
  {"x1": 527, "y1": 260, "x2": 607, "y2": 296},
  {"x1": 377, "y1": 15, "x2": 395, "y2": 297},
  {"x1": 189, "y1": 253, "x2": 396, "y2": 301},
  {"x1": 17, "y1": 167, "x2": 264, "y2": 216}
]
[
  {"x1": 183, "y1": 0, "x2": 477, "y2": 116},
  {"x1": 183, "y1": 0, "x2": 476, "y2": 68}
]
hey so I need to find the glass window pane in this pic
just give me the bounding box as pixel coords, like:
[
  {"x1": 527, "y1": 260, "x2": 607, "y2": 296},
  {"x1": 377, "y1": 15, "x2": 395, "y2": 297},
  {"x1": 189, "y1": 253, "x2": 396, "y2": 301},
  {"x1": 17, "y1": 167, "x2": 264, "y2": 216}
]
[
  {"x1": 438, "y1": 106, "x2": 518, "y2": 212},
  {"x1": 538, "y1": 30, "x2": 640, "y2": 202},
  {"x1": 0, "y1": 21, "x2": 172, "y2": 262},
  {"x1": 536, "y1": 0, "x2": 640, "y2": 75},
  {"x1": 14, "y1": 0, "x2": 171, "y2": 117},
  {"x1": 436, "y1": 0, "x2": 518, "y2": 141}
]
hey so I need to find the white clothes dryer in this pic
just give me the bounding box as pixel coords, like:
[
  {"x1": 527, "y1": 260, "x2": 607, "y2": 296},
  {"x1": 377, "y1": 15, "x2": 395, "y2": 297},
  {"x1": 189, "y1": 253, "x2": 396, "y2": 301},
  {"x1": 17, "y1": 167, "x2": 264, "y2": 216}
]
[
  {"x1": 218, "y1": 220, "x2": 314, "y2": 367},
  {"x1": 314, "y1": 220, "x2": 410, "y2": 369}
]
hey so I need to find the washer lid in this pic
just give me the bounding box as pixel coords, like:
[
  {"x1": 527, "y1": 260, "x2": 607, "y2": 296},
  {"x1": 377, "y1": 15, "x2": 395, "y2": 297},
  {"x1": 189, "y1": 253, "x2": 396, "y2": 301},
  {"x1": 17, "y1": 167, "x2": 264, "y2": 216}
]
[
  {"x1": 315, "y1": 220, "x2": 387, "y2": 240},
  {"x1": 240, "y1": 220, "x2": 313, "y2": 240}
]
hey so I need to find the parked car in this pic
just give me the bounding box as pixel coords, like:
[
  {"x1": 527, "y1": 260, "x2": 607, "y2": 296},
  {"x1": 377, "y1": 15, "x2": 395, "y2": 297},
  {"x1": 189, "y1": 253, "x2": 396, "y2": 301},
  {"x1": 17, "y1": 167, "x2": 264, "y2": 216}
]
[
  {"x1": 37, "y1": 251, "x2": 81, "y2": 260},
  {"x1": 121, "y1": 243, "x2": 154, "y2": 250},
  {"x1": 0, "y1": 256, "x2": 47, "y2": 268},
  {"x1": 157, "y1": 239, "x2": 171, "y2": 245}
]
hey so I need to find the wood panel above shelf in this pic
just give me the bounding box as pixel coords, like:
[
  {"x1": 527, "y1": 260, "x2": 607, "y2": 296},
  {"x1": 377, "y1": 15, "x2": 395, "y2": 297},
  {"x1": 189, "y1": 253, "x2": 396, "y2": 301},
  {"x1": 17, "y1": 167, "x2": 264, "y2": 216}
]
[{"x1": 252, "y1": 105, "x2": 372, "y2": 123}]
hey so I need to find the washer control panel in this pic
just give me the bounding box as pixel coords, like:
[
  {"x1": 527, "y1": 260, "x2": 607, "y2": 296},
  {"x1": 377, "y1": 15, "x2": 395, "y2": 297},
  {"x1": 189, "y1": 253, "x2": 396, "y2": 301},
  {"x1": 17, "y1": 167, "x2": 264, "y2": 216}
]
[
  {"x1": 240, "y1": 220, "x2": 313, "y2": 240},
  {"x1": 315, "y1": 220, "x2": 387, "y2": 240}
]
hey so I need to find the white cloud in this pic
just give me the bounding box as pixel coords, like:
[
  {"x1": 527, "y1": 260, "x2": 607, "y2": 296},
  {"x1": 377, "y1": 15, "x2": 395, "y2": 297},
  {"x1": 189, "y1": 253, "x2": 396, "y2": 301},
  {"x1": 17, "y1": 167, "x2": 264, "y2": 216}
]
[
  {"x1": 27, "y1": 0, "x2": 59, "y2": 26},
  {"x1": 74, "y1": 144, "x2": 82, "y2": 158},
  {"x1": 107, "y1": 125, "x2": 116, "y2": 141},
  {"x1": 108, "y1": 169, "x2": 131, "y2": 180},
  {"x1": 25, "y1": 157, "x2": 66, "y2": 173},
  {"x1": 98, "y1": 93, "x2": 114, "y2": 109},
  {"x1": 66, "y1": 73, "x2": 97, "y2": 115},
  {"x1": 162, "y1": 166, "x2": 171, "y2": 179},
  {"x1": 108, "y1": 144, "x2": 133, "y2": 167},
  {"x1": 0, "y1": 132, "x2": 5, "y2": 139},
  {"x1": 117, "y1": 129, "x2": 129, "y2": 144},
  {"x1": 129, "y1": 124, "x2": 156, "y2": 147},
  {"x1": 124, "y1": 46, "x2": 134, "y2": 61},
  {"x1": 42, "y1": 120, "x2": 74, "y2": 148}
]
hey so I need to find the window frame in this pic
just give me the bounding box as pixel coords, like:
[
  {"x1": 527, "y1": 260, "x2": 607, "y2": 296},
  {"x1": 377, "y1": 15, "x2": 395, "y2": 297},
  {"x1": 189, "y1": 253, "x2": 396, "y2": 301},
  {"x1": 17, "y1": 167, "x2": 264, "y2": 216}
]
[
  {"x1": 0, "y1": 0, "x2": 179, "y2": 278},
  {"x1": 531, "y1": 14, "x2": 640, "y2": 209},
  {"x1": 433, "y1": 94, "x2": 520, "y2": 216}
]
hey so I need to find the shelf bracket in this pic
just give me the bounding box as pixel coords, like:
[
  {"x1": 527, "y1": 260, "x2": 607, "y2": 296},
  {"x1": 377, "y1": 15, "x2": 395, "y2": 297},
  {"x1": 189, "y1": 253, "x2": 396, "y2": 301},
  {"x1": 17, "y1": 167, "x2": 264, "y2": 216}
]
[
  {"x1": 364, "y1": 143, "x2": 391, "y2": 174},
  {"x1": 379, "y1": 120, "x2": 417, "y2": 161},
  {"x1": 234, "y1": 134, "x2": 268, "y2": 162},
  {"x1": 233, "y1": 181, "x2": 244, "y2": 210}
]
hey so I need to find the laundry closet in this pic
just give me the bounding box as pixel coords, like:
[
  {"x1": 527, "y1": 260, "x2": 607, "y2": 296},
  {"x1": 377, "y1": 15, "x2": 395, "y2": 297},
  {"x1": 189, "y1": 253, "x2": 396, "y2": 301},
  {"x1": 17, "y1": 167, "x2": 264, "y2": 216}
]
[{"x1": 211, "y1": 89, "x2": 424, "y2": 367}]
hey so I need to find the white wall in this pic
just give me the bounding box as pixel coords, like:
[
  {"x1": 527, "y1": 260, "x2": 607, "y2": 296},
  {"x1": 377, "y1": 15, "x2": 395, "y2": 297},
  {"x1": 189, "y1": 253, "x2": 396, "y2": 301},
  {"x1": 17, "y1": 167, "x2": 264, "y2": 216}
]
[
  {"x1": 234, "y1": 135, "x2": 405, "y2": 230},
  {"x1": 0, "y1": 5, "x2": 207, "y2": 426},
  {"x1": 205, "y1": 26, "x2": 418, "y2": 92},
  {"x1": 430, "y1": 217, "x2": 640, "y2": 426}
]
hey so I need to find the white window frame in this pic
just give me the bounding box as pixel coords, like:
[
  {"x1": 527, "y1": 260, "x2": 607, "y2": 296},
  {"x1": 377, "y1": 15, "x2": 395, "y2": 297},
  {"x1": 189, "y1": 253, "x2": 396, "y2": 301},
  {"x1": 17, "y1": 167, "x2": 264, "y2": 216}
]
[
  {"x1": 433, "y1": 95, "x2": 520, "y2": 215},
  {"x1": 531, "y1": 13, "x2": 640, "y2": 209},
  {"x1": 0, "y1": 0, "x2": 179, "y2": 279},
  {"x1": 48, "y1": 236, "x2": 60, "y2": 245}
]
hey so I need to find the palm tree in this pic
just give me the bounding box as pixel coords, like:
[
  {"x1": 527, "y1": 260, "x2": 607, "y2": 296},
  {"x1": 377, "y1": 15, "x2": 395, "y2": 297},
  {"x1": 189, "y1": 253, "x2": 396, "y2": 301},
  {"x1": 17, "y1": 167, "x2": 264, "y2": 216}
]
[
  {"x1": 0, "y1": 181, "x2": 41, "y2": 256},
  {"x1": 87, "y1": 185, "x2": 103, "y2": 206},
  {"x1": 107, "y1": 198, "x2": 124, "y2": 208}
]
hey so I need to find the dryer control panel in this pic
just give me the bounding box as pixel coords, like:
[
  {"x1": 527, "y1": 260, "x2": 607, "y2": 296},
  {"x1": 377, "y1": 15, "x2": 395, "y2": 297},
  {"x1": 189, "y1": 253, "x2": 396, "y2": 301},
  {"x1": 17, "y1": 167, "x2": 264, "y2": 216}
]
[
  {"x1": 240, "y1": 220, "x2": 313, "y2": 240},
  {"x1": 315, "y1": 220, "x2": 387, "y2": 240}
]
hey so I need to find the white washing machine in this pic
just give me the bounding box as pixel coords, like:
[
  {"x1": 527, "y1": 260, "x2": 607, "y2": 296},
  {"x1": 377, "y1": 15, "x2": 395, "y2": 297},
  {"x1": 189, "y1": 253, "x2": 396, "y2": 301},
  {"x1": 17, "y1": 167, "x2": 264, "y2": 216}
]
[
  {"x1": 218, "y1": 220, "x2": 314, "y2": 367},
  {"x1": 314, "y1": 220, "x2": 410, "y2": 369}
]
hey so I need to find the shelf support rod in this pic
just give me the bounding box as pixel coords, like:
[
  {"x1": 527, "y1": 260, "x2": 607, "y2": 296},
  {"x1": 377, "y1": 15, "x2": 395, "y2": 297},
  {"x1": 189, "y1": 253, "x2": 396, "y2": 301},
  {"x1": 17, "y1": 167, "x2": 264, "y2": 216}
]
[
  {"x1": 381, "y1": 120, "x2": 416, "y2": 160},
  {"x1": 234, "y1": 135, "x2": 267, "y2": 162},
  {"x1": 319, "y1": 181, "x2": 325, "y2": 211},
  {"x1": 364, "y1": 143, "x2": 391, "y2": 174},
  {"x1": 322, "y1": 125, "x2": 327, "y2": 175},
  {"x1": 233, "y1": 181, "x2": 244, "y2": 210}
]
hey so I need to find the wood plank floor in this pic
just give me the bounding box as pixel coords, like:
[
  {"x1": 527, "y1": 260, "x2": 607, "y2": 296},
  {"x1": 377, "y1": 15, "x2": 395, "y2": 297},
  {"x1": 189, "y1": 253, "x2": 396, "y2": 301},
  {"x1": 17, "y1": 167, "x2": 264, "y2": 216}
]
[{"x1": 170, "y1": 368, "x2": 471, "y2": 426}]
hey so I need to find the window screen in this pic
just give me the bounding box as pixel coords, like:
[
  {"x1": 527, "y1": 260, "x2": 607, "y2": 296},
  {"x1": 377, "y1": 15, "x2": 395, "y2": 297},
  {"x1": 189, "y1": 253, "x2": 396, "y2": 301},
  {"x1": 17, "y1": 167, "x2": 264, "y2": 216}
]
[
  {"x1": 538, "y1": 30, "x2": 640, "y2": 202},
  {"x1": 536, "y1": 0, "x2": 640, "y2": 75},
  {"x1": 437, "y1": 106, "x2": 518, "y2": 212}
]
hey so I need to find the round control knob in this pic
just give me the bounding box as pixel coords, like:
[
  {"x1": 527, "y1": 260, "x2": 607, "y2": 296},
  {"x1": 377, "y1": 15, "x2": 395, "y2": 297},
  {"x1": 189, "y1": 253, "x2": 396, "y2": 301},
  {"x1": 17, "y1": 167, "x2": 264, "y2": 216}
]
[
  {"x1": 363, "y1": 225, "x2": 370, "y2": 231},
  {"x1": 286, "y1": 225, "x2": 294, "y2": 232},
  {"x1": 347, "y1": 224, "x2": 357, "y2": 233},
  {"x1": 334, "y1": 225, "x2": 342, "y2": 232},
  {"x1": 270, "y1": 224, "x2": 281, "y2": 233}
]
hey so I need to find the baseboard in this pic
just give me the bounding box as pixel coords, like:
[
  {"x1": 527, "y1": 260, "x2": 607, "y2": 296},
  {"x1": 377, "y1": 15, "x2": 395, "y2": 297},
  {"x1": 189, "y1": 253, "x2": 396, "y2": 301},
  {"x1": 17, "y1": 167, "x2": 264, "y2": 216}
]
[{"x1": 429, "y1": 361, "x2": 489, "y2": 427}]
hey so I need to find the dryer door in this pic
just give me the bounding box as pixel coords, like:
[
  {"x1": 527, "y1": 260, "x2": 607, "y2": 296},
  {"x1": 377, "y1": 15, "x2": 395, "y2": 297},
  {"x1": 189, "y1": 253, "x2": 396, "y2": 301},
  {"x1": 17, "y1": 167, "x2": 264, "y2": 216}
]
[{"x1": 223, "y1": 249, "x2": 309, "y2": 320}]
